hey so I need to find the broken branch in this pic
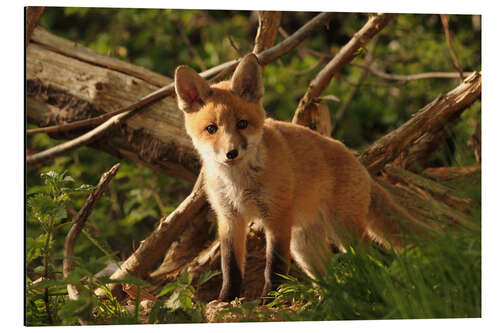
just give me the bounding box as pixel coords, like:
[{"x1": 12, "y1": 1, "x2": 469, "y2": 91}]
[
  {"x1": 359, "y1": 71, "x2": 481, "y2": 174},
  {"x1": 63, "y1": 163, "x2": 120, "y2": 324},
  {"x1": 97, "y1": 170, "x2": 210, "y2": 298},
  {"x1": 293, "y1": 13, "x2": 396, "y2": 127},
  {"x1": 253, "y1": 11, "x2": 282, "y2": 54}
]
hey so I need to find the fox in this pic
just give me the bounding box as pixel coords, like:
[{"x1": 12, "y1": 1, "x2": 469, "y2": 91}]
[{"x1": 174, "y1": 53, "x2": 431, "y2": 302}]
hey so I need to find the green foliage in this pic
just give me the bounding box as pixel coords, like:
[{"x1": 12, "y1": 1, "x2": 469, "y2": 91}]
[
  {"x1": 259, "y1": 217, "x2": 481, "y2": 321},
  {"x1": 149, "y1": 268, "x2": 220, "y2": 324}
]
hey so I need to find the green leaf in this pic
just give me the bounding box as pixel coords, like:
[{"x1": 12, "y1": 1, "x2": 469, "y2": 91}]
[
  {"x1": 196, "y1": 270, "x2": 220, "y2": 287},
  {"x1": 157, "y1": 282, "x2": 178, "y2": 297}
]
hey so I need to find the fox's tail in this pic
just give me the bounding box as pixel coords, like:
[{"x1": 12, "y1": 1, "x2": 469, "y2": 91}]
[{"x1": 366, "y1": 181, "x2": 442, "y2": 251}]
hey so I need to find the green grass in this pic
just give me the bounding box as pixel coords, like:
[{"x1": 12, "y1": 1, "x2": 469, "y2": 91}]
[{"x1": 266, "y1": 219, "x2": 481, "y2": 321}]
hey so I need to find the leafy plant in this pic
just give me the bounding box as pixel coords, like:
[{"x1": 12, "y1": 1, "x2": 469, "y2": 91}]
[
  {"x1": 149, "y1": 269, "x2": 220, "y2": 324},
  {"x1": 26, "y1": 170, "x2": 93, "y2": 325}
]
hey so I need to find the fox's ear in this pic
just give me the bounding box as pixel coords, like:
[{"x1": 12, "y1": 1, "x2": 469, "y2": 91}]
[
  {"x1": 174, "y1": 66, "x2": 211, "y2": 112},
  {"x1": 231, "y1": 54, "x2": 264, "y2": 103}
]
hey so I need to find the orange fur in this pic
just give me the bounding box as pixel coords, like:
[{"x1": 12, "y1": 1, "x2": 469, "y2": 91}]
[{"x1": 174, "y1": 54, "x2": 416, "y2": 300}]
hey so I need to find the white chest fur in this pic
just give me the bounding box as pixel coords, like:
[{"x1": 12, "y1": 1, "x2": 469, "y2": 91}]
[{"x1": 204, "y1": 146, "x2": 269, "y2": 220}]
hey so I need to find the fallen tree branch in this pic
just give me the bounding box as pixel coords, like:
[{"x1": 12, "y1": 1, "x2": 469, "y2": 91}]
[
  {"x1": 293, "y1": 13, "x2": 397, "y2": 127},
  {"x1": 63, "y1": 163, "x2": 120, "y2": 325},
  {"x1": 359, "y1": 71, "x2": 481, "y2": 174},
  {"x1": 27, "y1": 12, "x2": 334, "y2": 162},
  {"x1": 97, "y1": 170, "x2": 210, "y2": 298}
]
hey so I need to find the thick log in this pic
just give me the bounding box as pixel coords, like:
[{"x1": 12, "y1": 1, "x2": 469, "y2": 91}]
[{"x1": 27, "y1": 28, "x2": 200, "y2": 182}]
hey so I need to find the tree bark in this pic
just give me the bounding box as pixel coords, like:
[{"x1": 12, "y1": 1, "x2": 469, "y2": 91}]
[
  {"x1": 26, "y1": 6, "x2": 45, "y2": 46},
  {"x1": 253, "y1": 11, "x2": 282, "y2": 54},
  {"x1": 27, "y1": 28, "x2": 200, "y2": 182}
]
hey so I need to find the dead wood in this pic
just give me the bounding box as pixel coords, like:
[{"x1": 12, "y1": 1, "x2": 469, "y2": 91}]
[
  {"x1": 423, "y1": 165, "x2": 480, "y2": 181},
  {"x1": 383, "y1": 165, "x2": 474, "y2": 216},
  {"x1": 253, "y1": 11, "x2": 282, "y2": 54},
  {"x1": 27, "y1": 12, "x2": 333, "y2": 165},
  {"x1": 360, "y1": 71, "x2": 481, "y2": 175},
  {"x1": 25, "y1": 7, "x2": 45, "y2": 46},
  {"x1": 26, "y1": 28, "x2": 200, "y2": 182},
  {"x1": 96, "y1": 171, "x2": 210, "y2": 299},
  {"x1": 293, "y1": 13, "x2": 397, "y2": 128},
  {"x1": 63, "y1": 163, "x2": 120, "y2": 324}
]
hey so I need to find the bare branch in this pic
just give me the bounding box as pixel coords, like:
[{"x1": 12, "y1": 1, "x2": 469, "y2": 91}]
[
  {"x1": 174, "y1": 19, "x2": 207, "y2": 72},
  {"x1": 293, "y1": 13, "x2": 397, "y2": 127},
  {"x1": 440, "y1": 14, "x2": 465, "y2": 81},
  {"x1": 63, "y1": 163, "x2": 120, "y2": 324},
  {"x1": 351, "y1": 63, "x2": 472, "y2": 82},
  {"x1": 26, "y1": 86, "x2": 174, "y2": 136},
  {"x1": 253, "y1": 11, "x2": 282, "y2": 54},
  {"x1": 27, "y1": 105, "x2": 139, "y2": 164},
  {"x1": 359, "y1": 72, "x2": 481, "y2": 174},
  {"x1": 225, "y1": 31, "x2": 244, "y2": 57}
]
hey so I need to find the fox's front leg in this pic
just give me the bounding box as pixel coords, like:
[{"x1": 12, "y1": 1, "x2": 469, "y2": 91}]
[
  {"x1": 262, "y1": 213, "x2": 293, "y2": 297},
  {"x1": 217, "y1": 214, "x2": 248, "y2": 301}
]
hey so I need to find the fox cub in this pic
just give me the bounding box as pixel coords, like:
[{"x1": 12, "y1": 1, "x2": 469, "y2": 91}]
[{"x1": 174, "y1": 54, "x2": 413, "y2": 301}]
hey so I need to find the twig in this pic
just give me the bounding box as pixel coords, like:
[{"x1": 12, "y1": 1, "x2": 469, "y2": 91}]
[
  {"x1": 292, "y1": 13, "x2": 397, "y2": 127},
  {"x1": 27, "y1": 12, "x2": 335, "y2": 163},
  {"x1": 440, "y1": 14, "x2": 465, "y2": 81},
  {"x1": 351, "y1": 63, "x2": 472, "y2": 82},
  {"x1": 332, "y1": 36, "x2": 378, "y2": 132},
  {"x1": 225, "y1": 31, "x2": 244, "y2": 57},
  {"x1": 27, "y1": 106, "x2": 137, "y2": 164},
  {"x1": 26, "y1": 87, "x2": 173, "y2": 136},
  {"x1": 174, "y1": 19, "x2": 207, "y2": 72},
  {"x1": 63, "y1": 163, "x2": 120, "y2": 324},
  {"x1": 359, "y1": 72, "x2": 481, "y2": 174}
]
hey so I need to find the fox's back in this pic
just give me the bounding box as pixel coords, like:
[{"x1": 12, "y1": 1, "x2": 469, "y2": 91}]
[{"x1": 262, "y1": 118, "x2": 373, "y2": 224}]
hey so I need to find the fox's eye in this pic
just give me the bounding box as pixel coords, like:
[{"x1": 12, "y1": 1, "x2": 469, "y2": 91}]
[
  {"x1": 237, "y1": 120, "x2": 248, "y2": 129},
  {"x1": 206, "y1": 124, "x2": 218, "y2": 134}
]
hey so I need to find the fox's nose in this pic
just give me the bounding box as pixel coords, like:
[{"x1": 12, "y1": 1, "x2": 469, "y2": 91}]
[{"x1": 226, "y1": 149, "x2": 239, "y2": 160}]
